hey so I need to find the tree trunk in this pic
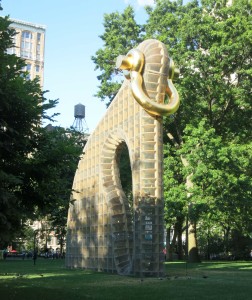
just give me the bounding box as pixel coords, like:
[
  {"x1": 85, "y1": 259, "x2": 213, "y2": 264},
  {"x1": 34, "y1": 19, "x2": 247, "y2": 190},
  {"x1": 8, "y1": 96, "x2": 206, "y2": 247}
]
[
  {"x1": 181, "y1": 155, "x2": 201, "y2": 263},
  {"x1": 176, "y1": 217, "x2": 184, "y2": 260},
  {"x1": 188, "y1": 221, "x2": 201, "y2": 263},
  {"x1": 223, "y1": 226, "x2": 231, "y2": 256},
  {"x1": 60, "y1": 237, "x2": 63, "y2": 256},
  {"x1": 166, "y1": 227, "x2": 171, "y2": 261},
  {"x1": 171, "y1": 224, "x2": 178, "y2": 260},
  {"x1": 185, "y1": 216, "x2": 189, "y2": 259}
]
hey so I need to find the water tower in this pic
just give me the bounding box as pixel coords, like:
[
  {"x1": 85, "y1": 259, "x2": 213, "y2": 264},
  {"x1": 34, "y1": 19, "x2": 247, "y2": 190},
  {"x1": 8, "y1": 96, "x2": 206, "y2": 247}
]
[{"x1": 72, "y1": 103, "x2": 89, "y2": 132}]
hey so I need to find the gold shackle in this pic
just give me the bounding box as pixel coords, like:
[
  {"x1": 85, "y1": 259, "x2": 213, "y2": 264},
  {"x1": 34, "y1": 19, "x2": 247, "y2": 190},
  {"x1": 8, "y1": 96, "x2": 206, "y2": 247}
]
[{"x1": 116, "y1": 49, "x2": 180, "y2": 117}]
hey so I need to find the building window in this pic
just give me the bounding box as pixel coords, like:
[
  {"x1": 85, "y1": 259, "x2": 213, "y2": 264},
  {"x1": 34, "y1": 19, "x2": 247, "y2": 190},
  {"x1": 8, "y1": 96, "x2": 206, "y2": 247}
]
[
  {"x1": 21, "y1": 40, "x2": 32, "y2": 50},
  {"x1": 7, "y1": 47, "x2": 16, "y2": 55},
  {"x1": 21, "y1": 30, "x2": 33, "y2": 59},
  {"x1": 7, "y1": 35, "x2": 17, "y2": 55},
  {"x1": 21, "y1": 63, "x2": 31, "y2": 80},
  {"x1": 22, "y1": 63, "x2": 31, "y2": 72},
  {"x1": 21, "y1": 40, "x2": 33, "y2": 58},
  {"x1": 22, "y1": 31, "x2": 32, "y2": 39},
  {"x1": 37, "y1": 33, "x2": 41, "y2": 42},
  {"x1": 36, "y1": 65, "x2": 40, "y2": 72}
]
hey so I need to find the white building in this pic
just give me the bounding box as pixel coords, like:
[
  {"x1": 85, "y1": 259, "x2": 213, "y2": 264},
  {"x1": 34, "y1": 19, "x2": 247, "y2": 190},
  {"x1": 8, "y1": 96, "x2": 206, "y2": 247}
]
[{"x1": 7, "y1": 18, "x2": 46, "y2": 86}]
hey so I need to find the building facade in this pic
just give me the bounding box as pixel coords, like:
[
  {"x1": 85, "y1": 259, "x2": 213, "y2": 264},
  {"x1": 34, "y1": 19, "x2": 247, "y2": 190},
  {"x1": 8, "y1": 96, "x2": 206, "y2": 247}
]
[
  {"x1": 7, "y1": 19, "x2": 46, "y2": 86},
  {"x1": 29, "y1": 220, "x2": 61, "y2": 254}
]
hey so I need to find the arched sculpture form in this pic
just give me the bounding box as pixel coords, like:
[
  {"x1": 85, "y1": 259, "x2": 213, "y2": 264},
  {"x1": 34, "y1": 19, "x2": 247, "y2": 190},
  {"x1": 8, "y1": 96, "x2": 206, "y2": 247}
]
[{"x1": 66, "y1": 39, "x2": 179, "y2": 276}]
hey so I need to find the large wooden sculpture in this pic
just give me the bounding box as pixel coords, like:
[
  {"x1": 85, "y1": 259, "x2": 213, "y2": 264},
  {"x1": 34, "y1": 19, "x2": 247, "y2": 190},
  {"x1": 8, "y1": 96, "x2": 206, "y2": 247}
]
[{"x1": 66, "y1": 39, "x2": 179, "y2": 276}]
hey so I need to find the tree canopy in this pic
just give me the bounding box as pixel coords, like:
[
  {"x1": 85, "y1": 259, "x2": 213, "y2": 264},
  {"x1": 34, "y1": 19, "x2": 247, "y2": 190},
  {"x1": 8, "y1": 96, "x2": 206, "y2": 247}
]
[
  {"x1": 92, "y1": 0, "x2": 252, "y2": 260},
  {"x1": 91, "y1": 6, "x2": 143, "y2": 106},
  {"x1": 0, "y1": 15, "x2": 83, "y2": 247}
]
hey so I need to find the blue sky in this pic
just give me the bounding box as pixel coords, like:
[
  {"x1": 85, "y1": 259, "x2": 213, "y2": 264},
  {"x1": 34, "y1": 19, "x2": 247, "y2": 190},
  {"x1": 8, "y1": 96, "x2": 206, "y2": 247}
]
[{"x1": 1, "y1": 0, "x2": 155, "y2": 132}]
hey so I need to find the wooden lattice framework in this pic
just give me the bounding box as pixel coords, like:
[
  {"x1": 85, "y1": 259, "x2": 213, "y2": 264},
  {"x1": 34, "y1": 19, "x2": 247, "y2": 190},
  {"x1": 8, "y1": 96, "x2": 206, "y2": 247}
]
[{"x1": 66, "y1": 39, "x2": 177, "y2": 276}]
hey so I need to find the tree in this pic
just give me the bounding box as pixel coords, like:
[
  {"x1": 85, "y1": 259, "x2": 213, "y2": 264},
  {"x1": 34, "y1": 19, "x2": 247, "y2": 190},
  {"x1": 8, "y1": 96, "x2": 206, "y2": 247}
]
[
  {"x1": 145, "y1": 0, "x2": 252, "y2": 261},
  {"x1": 14, "y1": 125, "x2": 84, "y2": 253},
  {"x1": 91, "y1": 6, "x2": 143, "y2": 106},
  {"x1": 163, "y1": 143, "x2": 188, "y2": 259},
  {"x1": 0, "y1": 14, "x2": 83, "y2": 247},
  {"x1": 0, "y1": 15, "x2": 54, "y2": 246},
  {"x1": 93, "y1": 0, "x2": 252, "y2": 261},
  {"x1": 34, "y1": 126, "x2": 84, "y2": 255}
]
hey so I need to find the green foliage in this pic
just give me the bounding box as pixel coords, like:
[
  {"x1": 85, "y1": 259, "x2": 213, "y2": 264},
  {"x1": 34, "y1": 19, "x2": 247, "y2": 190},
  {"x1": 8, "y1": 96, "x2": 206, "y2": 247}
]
[
  {"x1": 91, "y1": 6, "x2": 143, "y2": 106},
  {"x1": 93, "y1": 0, "x2": 252, "y2": 258},
  {"x1": 163, "y1": 144, "x2": 187, "y2": 226},
  {"x1": 21, "y1": 127, "x2": 83, "y2": 214},
  {"x1": 0, "y1": 16, "x2": 49, "y2": 244},
  {"x1": 145, "y1": 0, "x2": 252, "y2": 255},
  {"x1": 0, "y1": 15, "x2": 83, "y2": 247}
]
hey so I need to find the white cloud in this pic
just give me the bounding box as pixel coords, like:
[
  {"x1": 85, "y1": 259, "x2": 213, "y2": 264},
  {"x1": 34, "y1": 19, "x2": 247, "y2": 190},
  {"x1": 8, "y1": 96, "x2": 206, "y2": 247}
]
[
  {"x1": 137, "y1": 0, "x2": 155, "y2": 6},
  {"x1": 124, "y1": 0, "x2": 155, "y2": 7}
]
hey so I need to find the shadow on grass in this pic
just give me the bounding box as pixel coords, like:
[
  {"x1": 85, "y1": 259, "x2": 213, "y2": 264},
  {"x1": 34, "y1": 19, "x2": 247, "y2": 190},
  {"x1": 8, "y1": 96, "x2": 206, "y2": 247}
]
[
  {"x1": 0, "y1": 259, "x2": 252, "y2": 300},
  {"x1": 165, "y1": 260, "x2": 252, "y2": 275}
]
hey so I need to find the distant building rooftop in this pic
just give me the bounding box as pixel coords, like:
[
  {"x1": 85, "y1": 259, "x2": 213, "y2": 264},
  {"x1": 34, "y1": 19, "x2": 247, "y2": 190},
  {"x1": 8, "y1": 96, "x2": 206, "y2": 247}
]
[{"x1": 9, "y1": 18, "x2": 46, "y2": 31}]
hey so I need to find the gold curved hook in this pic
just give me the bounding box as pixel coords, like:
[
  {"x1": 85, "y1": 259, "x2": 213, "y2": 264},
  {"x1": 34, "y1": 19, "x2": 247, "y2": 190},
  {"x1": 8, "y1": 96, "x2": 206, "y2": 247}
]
[{"x1": 116, "y1": 49, "x2": 180, "y2": 117}]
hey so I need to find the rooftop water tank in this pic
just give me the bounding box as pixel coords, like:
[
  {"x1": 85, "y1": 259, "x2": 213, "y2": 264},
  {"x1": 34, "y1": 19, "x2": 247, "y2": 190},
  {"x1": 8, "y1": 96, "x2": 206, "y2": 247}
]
[{"x1": 74, "y1": 103, "x2": 85, "y2": 119}]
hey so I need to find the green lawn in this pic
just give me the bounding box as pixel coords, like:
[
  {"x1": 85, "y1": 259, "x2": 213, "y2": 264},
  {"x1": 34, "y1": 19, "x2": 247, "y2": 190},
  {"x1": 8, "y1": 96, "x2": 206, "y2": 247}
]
[{"x1": 0, "y1": 258, "x2": 251, "y2": 299}]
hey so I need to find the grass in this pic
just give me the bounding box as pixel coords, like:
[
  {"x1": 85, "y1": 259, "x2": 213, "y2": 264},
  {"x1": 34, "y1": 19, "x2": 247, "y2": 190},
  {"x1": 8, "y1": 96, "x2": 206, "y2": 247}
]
[{"x1": 0, "y1": 258, "x2": 252, "y2": 300}]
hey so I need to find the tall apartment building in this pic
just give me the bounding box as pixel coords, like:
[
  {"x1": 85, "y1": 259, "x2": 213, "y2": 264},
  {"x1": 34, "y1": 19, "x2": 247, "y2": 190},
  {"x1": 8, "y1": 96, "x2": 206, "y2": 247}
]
[{"x1": 7, "y1": 19, "x2": 46, "y2": 86}]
